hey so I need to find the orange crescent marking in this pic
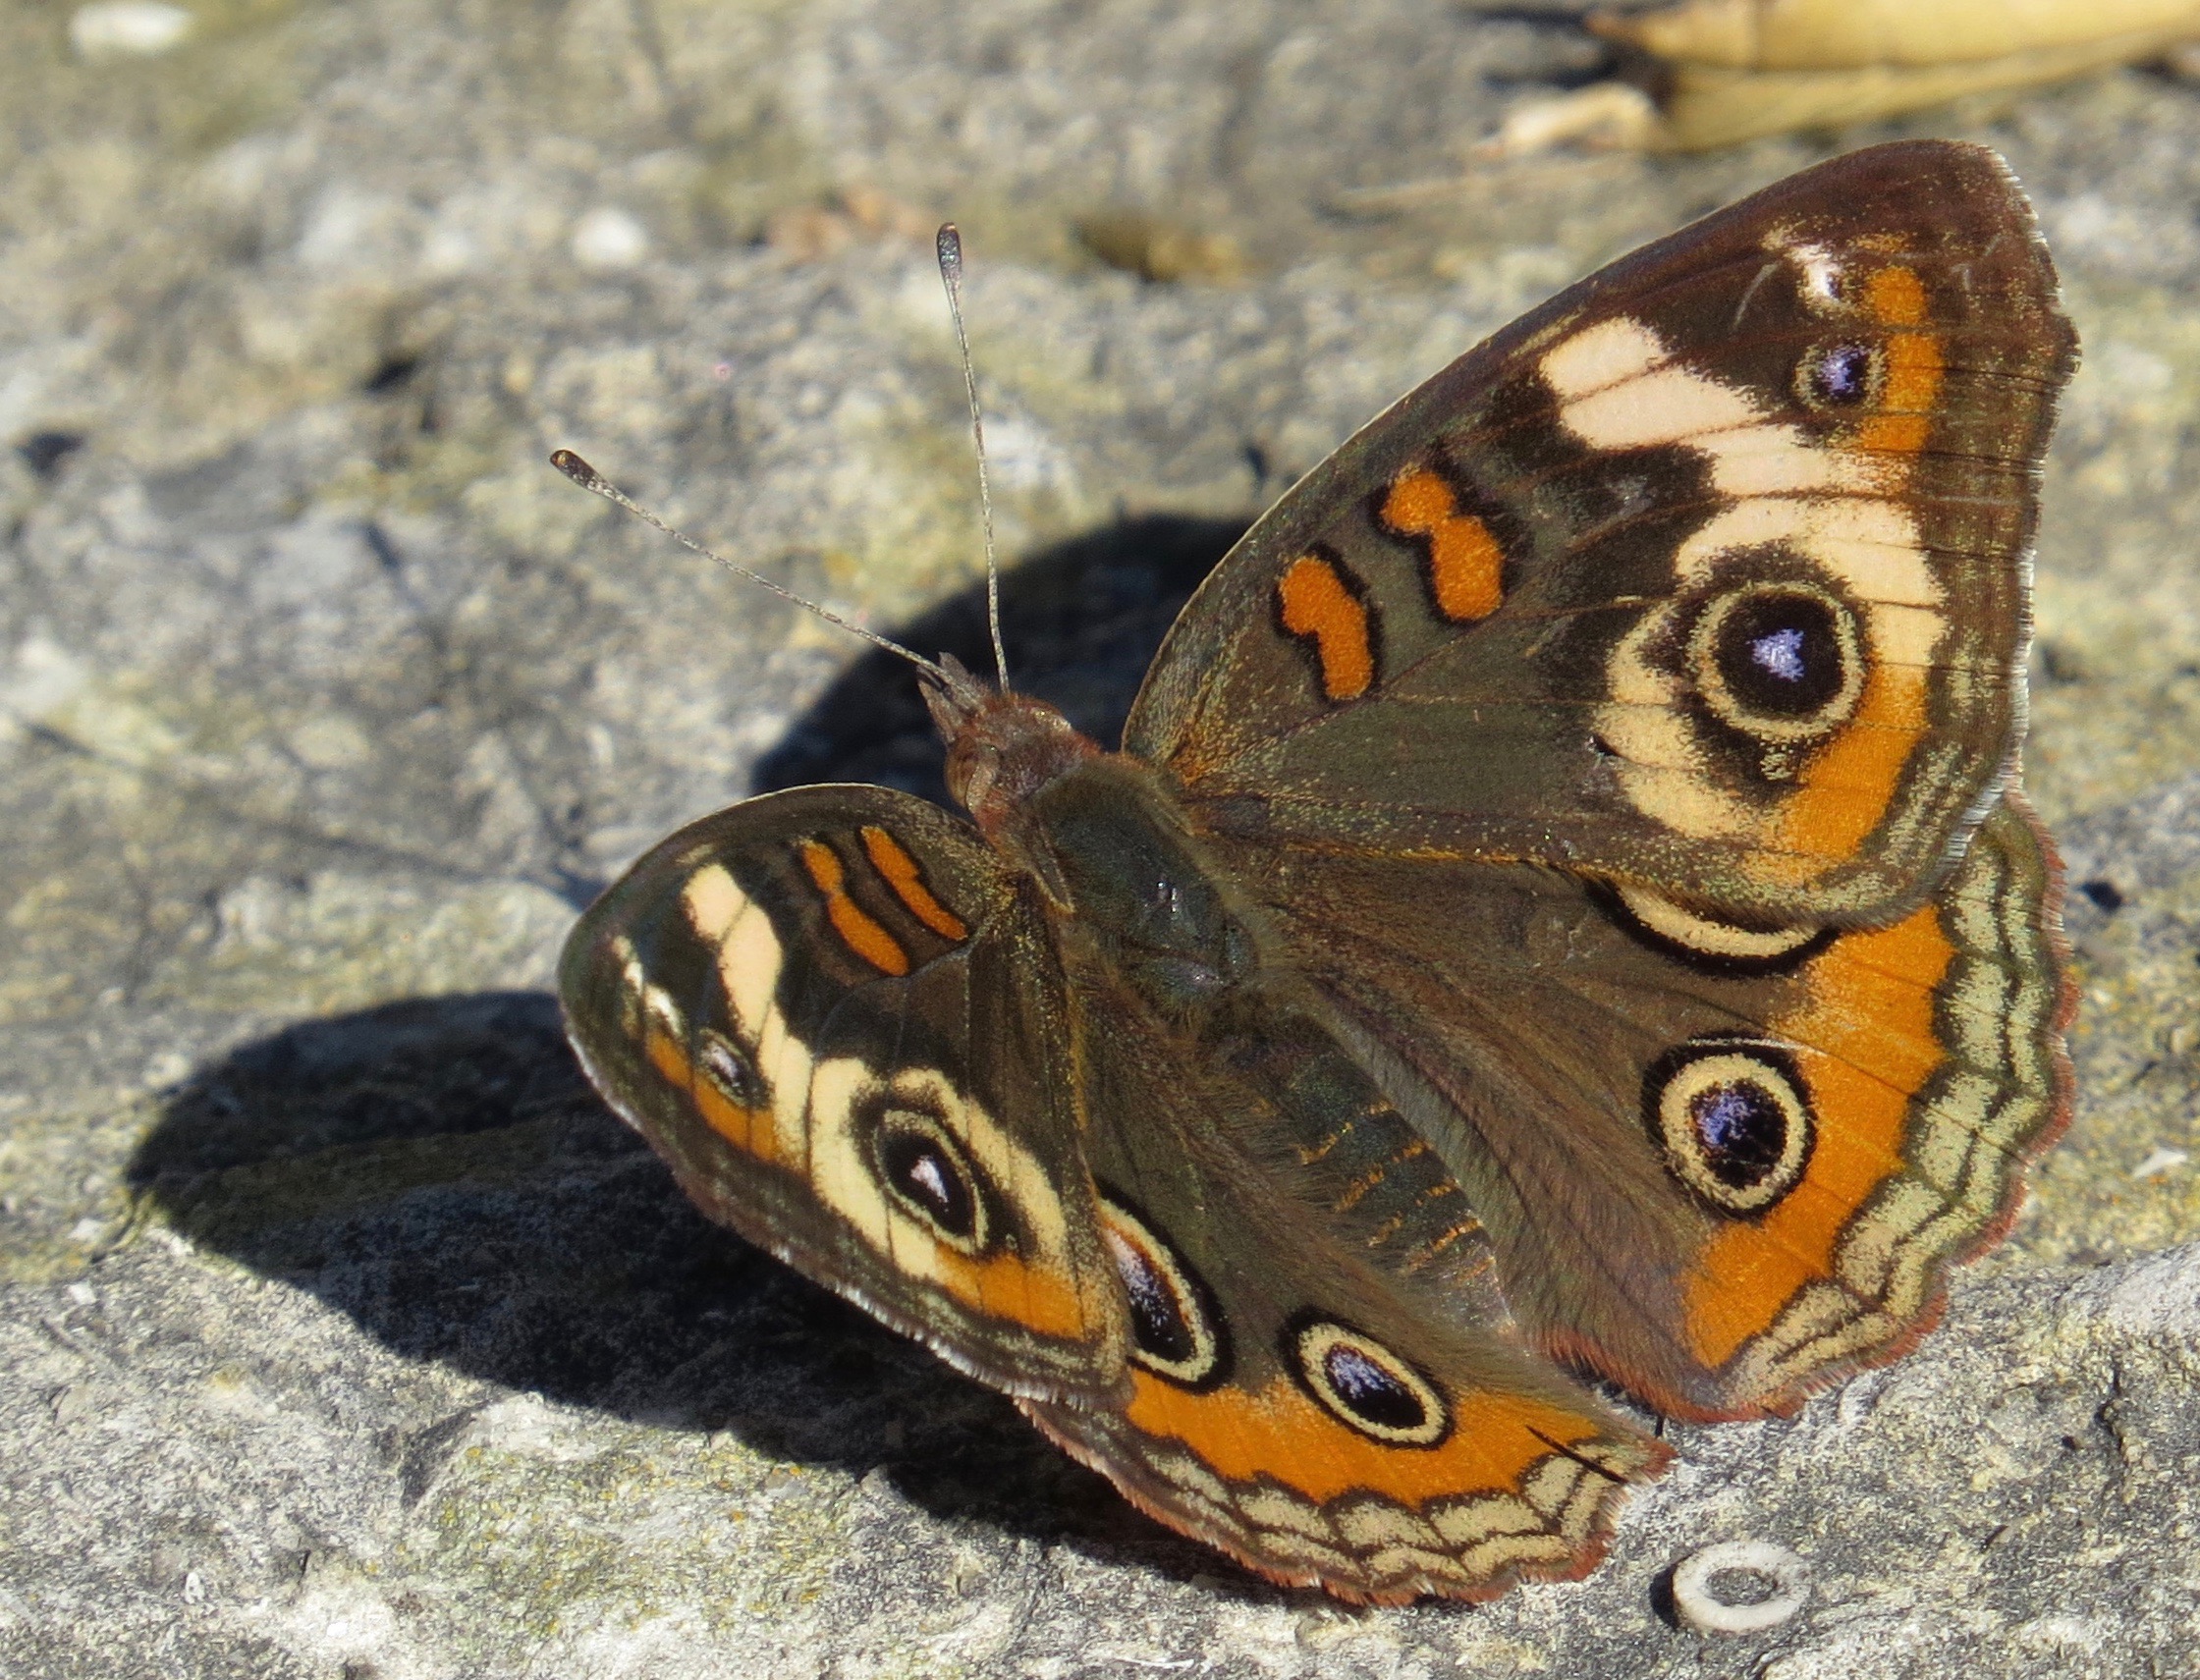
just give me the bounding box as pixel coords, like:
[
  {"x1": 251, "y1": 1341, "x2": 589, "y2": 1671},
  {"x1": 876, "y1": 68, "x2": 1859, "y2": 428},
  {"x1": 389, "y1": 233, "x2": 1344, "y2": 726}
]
[
  {"x1": 799, "y1": 839, "x2": 911, "y2": 976},
  {"x1": 1770, "y1": 662, "x2": 1929, "y2": 870},
  {"x1": 1277, "y1": 554, "x2": 1375, "y2": 701},
  {"x1": 1124, "y1": 1371, "x2": 1607, "y2": 1504},
  {"x1": 935, "y1": 1247, "x2": 1093, "y2": 1340},
  {"x1": 693, "y1": 1073, "x2": 779, "y2": 1164},
  {"x1": 1380, "y1": 468, "x2": 1505, "y2": 622},
  {"x1": 1857, "y1": 265, "x2": 1942, "y2": 458},
  {"x1": 644, "y1": 1026, "x2": 690, "y2": 1089},
  {"x1": 859, "y1": 825, "x2": 968, "y2": 941},
  {"x1": 1682, "y1": 907, "x2": 1954, "y2": 1368}
]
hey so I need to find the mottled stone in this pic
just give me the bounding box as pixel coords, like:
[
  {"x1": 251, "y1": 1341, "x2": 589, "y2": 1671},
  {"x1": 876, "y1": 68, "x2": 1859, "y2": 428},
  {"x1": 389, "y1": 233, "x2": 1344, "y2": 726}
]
[{"x1": 4, "y1": 2, "x2": 2199, "y2": 1676}]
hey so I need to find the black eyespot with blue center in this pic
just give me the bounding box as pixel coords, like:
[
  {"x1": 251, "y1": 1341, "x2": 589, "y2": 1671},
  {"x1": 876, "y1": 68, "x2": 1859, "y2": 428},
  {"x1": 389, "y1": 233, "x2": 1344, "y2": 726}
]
[
  {"x1": 697, "y1": 1030, "x2": 765, "y2": 1109},
  {"x1": 1287, "y1": 1316, "x2": 1452, "y2": 1446},
  {"x1": 1099, "y1": 1191, "x2": 1227, "y2": 1388},
  {"x1": 870, "y1": 1105, "x2": 991, "y2": 1253},
  {"x1": 1801, "y1": 341, "x2": 1877, "y2": 407},
  {"x1": 1691, "y1": 1081, "x2": 1787, "y2": 1189},
  {"x1": 1713, "y1": 589, "x2": 1845, "y2": 720},
  {"x1": 1645, "y1": 1040, "x2": 1814, "y2": 1216}
]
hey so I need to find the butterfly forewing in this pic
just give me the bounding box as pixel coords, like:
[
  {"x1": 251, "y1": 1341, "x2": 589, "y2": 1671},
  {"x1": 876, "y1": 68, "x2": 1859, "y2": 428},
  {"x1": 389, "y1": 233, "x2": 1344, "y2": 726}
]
[
  {"x1": 559, "y1": 785, "x2": 1129, "y2": 1404},
  {"x1": 1127, "y1": 141, "x2": 2075, "y2": 926}
]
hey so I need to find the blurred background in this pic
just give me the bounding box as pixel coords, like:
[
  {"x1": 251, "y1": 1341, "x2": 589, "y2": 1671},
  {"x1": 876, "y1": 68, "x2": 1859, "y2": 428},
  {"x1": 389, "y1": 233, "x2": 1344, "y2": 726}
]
[{"x1": 4, "y1": 4, "x2": 2199, "y2": 1676}]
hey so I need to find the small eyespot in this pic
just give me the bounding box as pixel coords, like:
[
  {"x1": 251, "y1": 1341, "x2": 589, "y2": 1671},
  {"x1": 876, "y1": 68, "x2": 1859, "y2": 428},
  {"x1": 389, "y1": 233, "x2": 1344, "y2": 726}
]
[
  {"x1": 871, "y1": 1108, "x2": 989, "y2": 1252},
  {"x1": 696, "y1": 1030, "x2": 764, "y2": 1109},
  {"x1": 1798, "y1": 341, "x2": 1878, "y2": 408},
  {"x1": 1647, "y1": 1041, "x2": 1814, "y2": 1215},
  {"x1": 1098, "y1": 1193, "x2": 1225, "y2": 1388},
  {"x1": 1289, "y1": 1318, "x2": 1451, "y2": 1446},
  {"x1": 1688, "y1": 582, "x2": 1863, "y2": 744}
]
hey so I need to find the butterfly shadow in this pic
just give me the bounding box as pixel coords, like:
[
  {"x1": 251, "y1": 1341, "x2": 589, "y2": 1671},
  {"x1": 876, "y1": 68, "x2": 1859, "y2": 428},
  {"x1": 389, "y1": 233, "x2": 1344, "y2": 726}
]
[{"x1": 126, "y1": 511, "x2": 1306, "y2": 1601}]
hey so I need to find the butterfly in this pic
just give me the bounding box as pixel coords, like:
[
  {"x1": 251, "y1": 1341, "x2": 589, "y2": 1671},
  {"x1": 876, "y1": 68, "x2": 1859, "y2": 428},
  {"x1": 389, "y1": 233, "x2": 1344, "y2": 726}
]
[{"x1": 555, "y1": 139, "x2": 2076, "y2": 1603}]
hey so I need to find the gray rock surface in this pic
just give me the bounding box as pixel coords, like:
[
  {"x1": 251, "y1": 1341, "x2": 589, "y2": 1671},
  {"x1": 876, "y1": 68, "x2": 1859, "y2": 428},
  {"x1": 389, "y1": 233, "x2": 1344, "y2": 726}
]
[{"x1": 3, "y1": 3, "x2": 2198, "y2": 1675}]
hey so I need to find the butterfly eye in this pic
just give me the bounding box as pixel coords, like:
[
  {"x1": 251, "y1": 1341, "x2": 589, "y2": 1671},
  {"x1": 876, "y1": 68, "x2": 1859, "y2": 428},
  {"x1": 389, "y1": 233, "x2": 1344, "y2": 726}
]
[
  {"x1": 870, "y1": 1107, "x2": 990, "y2": 1253},
  {"x1": 696, "y1": 1030, "x2": 765, "y2": 1109},
  {"x1": 1647, "y1": 1041, "x2": 1814, "y2": 1216},
  {"x1": 1289, "y1": 1318, "x2": 1451, "y2": 1447},
  {"x1": 1097, "y1": 1193, "x2": 1225, "y2": 1388},
  {"x1": 1688, "y1": 582, "x2": 1863, "y2": 746},
  {"x1": 1797, "y1": 341, "x2": 1880, "y2": 408}
]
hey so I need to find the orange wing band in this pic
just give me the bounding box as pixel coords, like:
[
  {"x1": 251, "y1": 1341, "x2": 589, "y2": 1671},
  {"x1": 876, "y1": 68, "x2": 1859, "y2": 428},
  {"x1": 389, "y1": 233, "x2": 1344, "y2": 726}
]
[
  {"x1": 1681, "y1": 905, "x2": 1953, "y2": 1367},
  {"x1": 798, "y1": 839, "x2": 912, "y2": 976},
  {"x1": 1277, "y1": 553, "x2": 1375, "y2": 701},
  {"x1": 1124, "y1": 1372, "x2": 1608, "y2": 1506},
  {"x1": 859, "y1": 825, "x2": 969, "y2": 940},
  {"x1": 1380, "y1": 467, "x2": 1506, "y2": 622},
  {"x1": 1857, "y1": 264, "x2": 1942, "y2": 459}
]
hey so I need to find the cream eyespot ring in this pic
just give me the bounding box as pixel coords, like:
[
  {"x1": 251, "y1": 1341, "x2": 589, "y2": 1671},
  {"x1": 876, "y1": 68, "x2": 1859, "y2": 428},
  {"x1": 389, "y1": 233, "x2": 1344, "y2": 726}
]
[
  {"x1": 1610, "y1": 883, "x2": 1827, "y2": 970},
  {"x1": 1687, "y1": 579, "x2": 1864, "y2": 745},
  {"x1": 1288, "y1": 1317, "x2": 1451, "y2": 1447},
  {"x1": 1098, "y1": 1191, "x2": 1226, "y2": 1388},
  {"x1": 1646, "y1": 1040, "x2": 1814, "y2": 1216},
  {"x1": 867, "y1": 1103, "x2": 992, "y2": 1255}
]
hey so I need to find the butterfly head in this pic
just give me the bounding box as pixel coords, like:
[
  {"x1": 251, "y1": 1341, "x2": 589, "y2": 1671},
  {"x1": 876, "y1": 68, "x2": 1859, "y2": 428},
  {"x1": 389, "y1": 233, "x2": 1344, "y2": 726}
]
[{"x1": 923, "y1": 654, "x2": 1100, "y2": 868}]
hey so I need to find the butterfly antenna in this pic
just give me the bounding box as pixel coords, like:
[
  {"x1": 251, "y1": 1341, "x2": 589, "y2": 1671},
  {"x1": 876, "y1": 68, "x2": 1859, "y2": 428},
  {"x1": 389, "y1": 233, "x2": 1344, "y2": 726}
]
[
  {"x1": 549, "y1": 450, "x2": 949, "y2": 685},
  {"x1": 936, "y1": 224, "x2": 1012, "y2": 695}
]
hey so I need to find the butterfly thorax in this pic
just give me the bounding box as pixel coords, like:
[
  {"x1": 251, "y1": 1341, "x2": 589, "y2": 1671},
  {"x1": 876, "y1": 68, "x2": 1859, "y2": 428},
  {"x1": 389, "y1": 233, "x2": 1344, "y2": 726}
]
[{"x1": 924, "y1": 661, "x2": 1263, "y2": 1018}]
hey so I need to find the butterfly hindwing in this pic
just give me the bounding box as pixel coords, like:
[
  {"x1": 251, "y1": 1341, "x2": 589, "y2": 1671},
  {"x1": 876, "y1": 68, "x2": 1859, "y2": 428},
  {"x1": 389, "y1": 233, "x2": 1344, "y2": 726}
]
[
  {"x1": 1201, "y1": 790, "x2": 2070, "y2": 1420},
  {"x1": 1021, "y1": 967, "x2": 1670, "y2": 1603},
  {"x1": 1126, "y1": 141, "x2": 2075, "y2": 925},
  {"x1": 560, "y1": 785, "x2": 1129, "y2": 1404}
]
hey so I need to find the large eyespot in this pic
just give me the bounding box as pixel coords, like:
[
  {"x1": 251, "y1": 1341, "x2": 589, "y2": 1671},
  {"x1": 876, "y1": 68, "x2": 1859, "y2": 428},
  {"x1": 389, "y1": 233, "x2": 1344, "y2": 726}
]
[
  {"x1": 1689, "y1": 581, "x2": 1863, "y2": 744},
  {"x1": 1288, "y1": 1317, "x2": 1451, "y2": 1447},
  {"x1": 1796, "y1": 340, "x2": 1880, "y2": 409},
  {"x1": 1646, "y1": 1041, "x2": 1814, "y2": 1215},
  {"x1": 1098, "y1": 1192, "x2": 1225, "y2": 1388},
  {"x1": 870, "y1": 1107, "x2": 989, "y2": 1253},
  {"x1": 696, "y1": 1029, "x2": 765, "y2": 1109}
]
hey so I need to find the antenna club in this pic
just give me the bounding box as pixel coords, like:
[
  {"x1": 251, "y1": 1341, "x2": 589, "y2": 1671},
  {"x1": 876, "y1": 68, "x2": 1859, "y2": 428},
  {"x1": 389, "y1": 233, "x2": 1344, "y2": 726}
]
[
  {"x1": 550, "y1": 449, "x2": 606, "y2": 491},
  {"x1": 936, "y1": 224, "x2": 963, "y2": 282}
]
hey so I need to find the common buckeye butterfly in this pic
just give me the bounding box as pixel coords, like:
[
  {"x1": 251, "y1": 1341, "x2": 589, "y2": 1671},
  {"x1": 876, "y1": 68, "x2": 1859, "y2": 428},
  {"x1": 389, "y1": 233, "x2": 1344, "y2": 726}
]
[{"x1": 555, "y1": 140, "x2": 2075, "y2": 1602}]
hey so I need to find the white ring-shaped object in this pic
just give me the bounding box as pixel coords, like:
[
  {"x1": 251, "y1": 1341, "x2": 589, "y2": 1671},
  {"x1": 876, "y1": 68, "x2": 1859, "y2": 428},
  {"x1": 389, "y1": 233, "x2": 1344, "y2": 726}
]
[{"x1": 1672, "y1": 1540, "x2": 1811, "y2": 1636}]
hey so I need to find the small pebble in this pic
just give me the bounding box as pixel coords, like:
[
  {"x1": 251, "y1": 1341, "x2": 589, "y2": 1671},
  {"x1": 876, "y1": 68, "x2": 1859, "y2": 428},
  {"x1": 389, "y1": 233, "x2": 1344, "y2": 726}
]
[
  {"x1": 571, "y1": 207, "x2": 649, "y2": 271},
  {"x1": 70, "y1": 3, "x2": 193, "y2": 59},
  {"x1": 1671, "y1": 1540, "x2": 1810, "y2": 1636}
]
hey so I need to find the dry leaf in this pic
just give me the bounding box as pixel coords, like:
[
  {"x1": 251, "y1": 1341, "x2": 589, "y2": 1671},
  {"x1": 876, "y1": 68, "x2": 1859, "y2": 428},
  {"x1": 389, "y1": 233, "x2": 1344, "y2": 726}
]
[
  {"x1": 1076, "y1": 212, "x2": 1247, "y2": 284},
  {"x1": 1593, "y1": 0, "x2": 2200, "y2": 70},
  {"x1": 1465, "y1": 0, "x2": 2200, "y2": 151}
]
